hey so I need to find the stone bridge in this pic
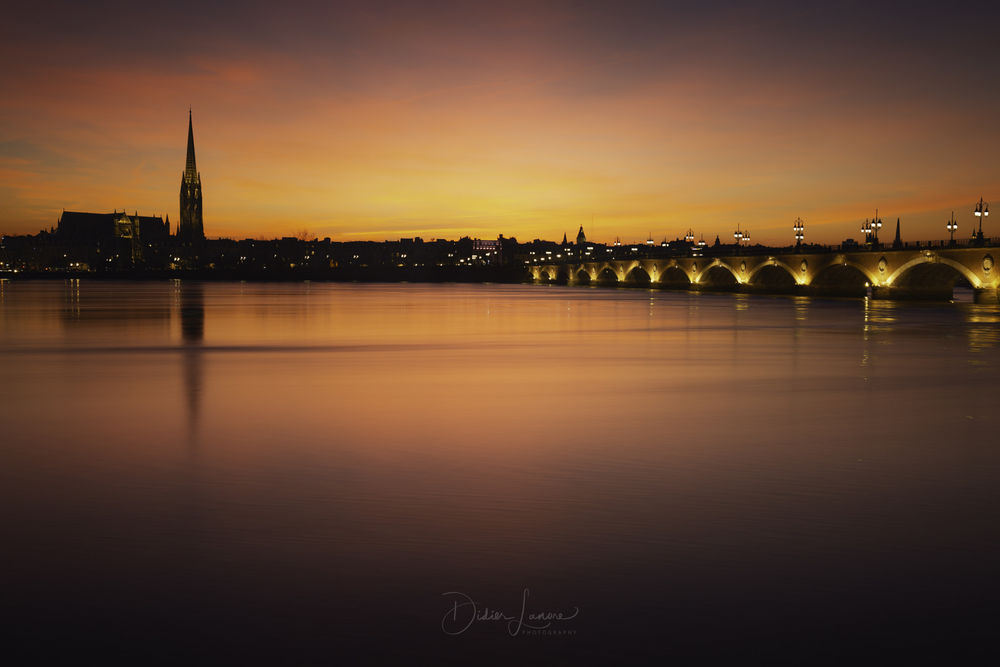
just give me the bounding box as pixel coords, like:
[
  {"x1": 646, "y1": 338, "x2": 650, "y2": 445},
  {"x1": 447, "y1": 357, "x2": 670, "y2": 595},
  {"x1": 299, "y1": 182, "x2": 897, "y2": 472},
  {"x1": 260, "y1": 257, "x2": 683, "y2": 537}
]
[{"x1": 530, "y1": 246, "x2": 1000, "y2": 303}]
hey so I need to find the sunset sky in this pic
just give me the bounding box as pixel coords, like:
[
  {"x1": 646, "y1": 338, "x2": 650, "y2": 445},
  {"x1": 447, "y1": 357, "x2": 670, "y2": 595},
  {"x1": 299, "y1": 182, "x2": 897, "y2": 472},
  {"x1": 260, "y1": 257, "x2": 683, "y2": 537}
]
[{"x1": 2, "y1": 1, "x2": 998, "y2": 244}]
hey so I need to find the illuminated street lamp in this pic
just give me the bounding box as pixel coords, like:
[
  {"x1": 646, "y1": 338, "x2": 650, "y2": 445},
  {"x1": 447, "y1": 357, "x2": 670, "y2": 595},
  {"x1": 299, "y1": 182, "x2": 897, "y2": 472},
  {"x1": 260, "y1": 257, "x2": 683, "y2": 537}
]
[
  {"x1": 733, "y1": 225, "x2": 750, "y2": 249},
  {"x1": 793, "y1": 217, "x2": 805, "y2": 247},
  {"x1": 946, "y1": 211, "x2": 958, "y2": 246},
  {"x1": 861, "y1": 209, "x2": 883, "y2": 246},
  {"x1": 974, "y1": 197, "x2": 989, "y2": 245},
  {"x1": 691, "y1": 234, "x2": 707, "y2": 256}
]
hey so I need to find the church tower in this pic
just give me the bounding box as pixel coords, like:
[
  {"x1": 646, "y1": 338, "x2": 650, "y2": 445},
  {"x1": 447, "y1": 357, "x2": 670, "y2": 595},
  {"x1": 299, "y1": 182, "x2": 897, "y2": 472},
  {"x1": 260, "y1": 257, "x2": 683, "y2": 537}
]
[{"x1": 178, "y1": 110, "x2": 204, "y2": 242}]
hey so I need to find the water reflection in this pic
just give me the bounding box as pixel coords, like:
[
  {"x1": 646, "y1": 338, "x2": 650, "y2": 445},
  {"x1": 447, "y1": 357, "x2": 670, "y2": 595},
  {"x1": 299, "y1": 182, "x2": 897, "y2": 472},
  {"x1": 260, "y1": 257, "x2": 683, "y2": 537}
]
[
  {"x1": 2, "y1": 282, "x2": 1000, "y2": 661},
  {"x1": 65, "y1": 277, "x2": 80, "y2": 319},
  {"x1": 789, "y1": 296, "x2": 810, "y2": 368},
  {"x1": 792, "y1": 296, "x2": 809, "y2": 323},
  {"x1": 177, "y1": 281, "x2": 204, "y2": 439},
  {"x1": 862, "y1": 297, "x2": 898, "y2": 338},
  {"x1": 965, "y1": 304, "x2": 1000, "y2": 354}
]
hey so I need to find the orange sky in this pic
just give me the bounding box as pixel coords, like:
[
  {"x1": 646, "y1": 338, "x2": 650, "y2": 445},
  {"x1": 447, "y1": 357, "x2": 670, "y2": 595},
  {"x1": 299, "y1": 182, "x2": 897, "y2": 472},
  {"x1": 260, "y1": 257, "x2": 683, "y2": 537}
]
[{"x1": 1, "y1": 1, "x2": 998, "y2": 244}]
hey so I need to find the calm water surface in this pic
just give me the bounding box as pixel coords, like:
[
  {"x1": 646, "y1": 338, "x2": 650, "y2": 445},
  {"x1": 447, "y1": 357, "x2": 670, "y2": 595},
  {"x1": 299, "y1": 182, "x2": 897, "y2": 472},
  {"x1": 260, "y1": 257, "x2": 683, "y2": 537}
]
[{"x1": 2, "y1": 280, "x2": 999, "y2": 661}]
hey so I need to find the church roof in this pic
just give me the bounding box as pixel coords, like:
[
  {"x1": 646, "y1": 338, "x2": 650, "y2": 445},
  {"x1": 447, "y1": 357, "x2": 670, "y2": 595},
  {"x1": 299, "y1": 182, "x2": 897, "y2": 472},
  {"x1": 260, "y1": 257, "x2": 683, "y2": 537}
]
[
  {"x1": 57, "y1": 212, "x2": 114, "y2": 241},
  {"x1": 59, "y1": 211, "x2": 110, "y2": 225},
  {"x1": 57, "y1": 211, "x2": 167, "y2": 242}
]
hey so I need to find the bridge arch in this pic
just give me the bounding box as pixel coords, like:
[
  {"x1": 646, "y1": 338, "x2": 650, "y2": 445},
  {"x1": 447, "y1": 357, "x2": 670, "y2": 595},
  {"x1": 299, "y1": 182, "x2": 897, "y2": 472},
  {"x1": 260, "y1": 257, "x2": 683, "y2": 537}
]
[
  {"x1": 575, "y1": 268, "x2": 593, "y2": 285},
  {"x1": 696, "y1": 263, "x2": 738, "y2": 288},
  {"x1": 596, "y1": 266, "x2": 620, "y2": 284},
  {"x1": 659, "y1": 265, "x2": 691, "y2": 287},
  {"x1": 886, "y1": 255, "x2": 981, "y2": 289},
  {"x1": 810, "y1": 261, "x2": 872, "y2": 296},
  {"x1": 747, "y1": 261, "x2": 798, "y2": 289},
  {"x1": 621, "y1": 260, "x2": 642, "y2": 277},
  {"x1": 625, "y1": 265, "x2": 652, "y2": 285}
]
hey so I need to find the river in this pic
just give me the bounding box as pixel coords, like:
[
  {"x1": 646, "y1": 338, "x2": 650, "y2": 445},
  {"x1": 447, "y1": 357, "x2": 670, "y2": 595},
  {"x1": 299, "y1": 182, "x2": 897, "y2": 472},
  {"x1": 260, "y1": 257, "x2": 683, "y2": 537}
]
[{"x1": 2, "y1": 280, "x2": 998, "y2": 661}]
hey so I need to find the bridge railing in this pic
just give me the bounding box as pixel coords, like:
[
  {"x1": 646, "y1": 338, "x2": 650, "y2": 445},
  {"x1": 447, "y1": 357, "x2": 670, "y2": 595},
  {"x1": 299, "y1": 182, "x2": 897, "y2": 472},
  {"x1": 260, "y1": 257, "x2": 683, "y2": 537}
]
[{"x1": 526, "y1": 237, "x2": 998, "y2": 265}]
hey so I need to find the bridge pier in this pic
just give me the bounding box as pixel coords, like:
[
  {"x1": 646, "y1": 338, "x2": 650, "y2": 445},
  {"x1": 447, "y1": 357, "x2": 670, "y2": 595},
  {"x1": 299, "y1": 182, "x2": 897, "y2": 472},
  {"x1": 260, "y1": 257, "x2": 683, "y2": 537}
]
[
  {"x1": 973, "y1": 287, "x2": 999, "y2": 304},
  {"x1": 870, "y1": 286, "x2": 894, "y2": 300}
]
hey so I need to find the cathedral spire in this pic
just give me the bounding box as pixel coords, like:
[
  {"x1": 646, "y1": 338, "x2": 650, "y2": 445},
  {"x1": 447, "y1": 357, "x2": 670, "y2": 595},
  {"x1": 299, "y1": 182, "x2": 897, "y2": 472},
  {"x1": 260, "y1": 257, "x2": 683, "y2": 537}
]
[
  {"x1": 185, "y1": 108, "x2": 197, "y2": 177},
  {"x1": 179, "y1": 109, "x2": 205, "y2": 243}
]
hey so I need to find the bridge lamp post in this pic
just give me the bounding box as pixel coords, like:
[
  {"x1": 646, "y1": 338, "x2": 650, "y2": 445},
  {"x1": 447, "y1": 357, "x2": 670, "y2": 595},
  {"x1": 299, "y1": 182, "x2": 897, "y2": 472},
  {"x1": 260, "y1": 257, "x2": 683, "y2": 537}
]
[
  {"x1": 793, "y1": 217, "x2": 804, "y2": 247},
  {"x1": 946, "y1": 211, "x2": 958, "y2": 246},
  {"x1": 734, "y1": 227, "x2": 750, "y2": 250},
  {"x1": 974, "y1": 198, "x2": 988, "y2": 245},
  {"x1": 861, "y1": 215, "x2": 881, "y2": 247}
]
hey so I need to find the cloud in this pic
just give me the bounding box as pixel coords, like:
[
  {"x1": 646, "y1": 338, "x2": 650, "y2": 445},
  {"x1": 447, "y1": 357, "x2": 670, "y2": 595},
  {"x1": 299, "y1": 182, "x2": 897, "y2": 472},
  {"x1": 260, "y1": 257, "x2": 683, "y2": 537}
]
[{"x1": 1, "y1": 1, "x2": 998, "y2": 241}]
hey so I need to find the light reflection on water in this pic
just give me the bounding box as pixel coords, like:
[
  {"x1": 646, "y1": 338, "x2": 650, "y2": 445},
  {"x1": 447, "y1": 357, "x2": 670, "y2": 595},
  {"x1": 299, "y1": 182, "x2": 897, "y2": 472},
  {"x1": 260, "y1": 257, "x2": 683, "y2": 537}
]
[{"x1": 1, "y1": 281, "x2": 999, "y2": 660}]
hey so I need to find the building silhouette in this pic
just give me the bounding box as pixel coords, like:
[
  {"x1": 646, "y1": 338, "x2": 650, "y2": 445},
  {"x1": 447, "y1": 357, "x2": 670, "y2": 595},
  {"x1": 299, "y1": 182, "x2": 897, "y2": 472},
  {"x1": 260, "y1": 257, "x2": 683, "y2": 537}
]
[
  {"x1": 57, "y1": 210, "x2": 169, "y2": 243},
  {"x1": 576, "y1": 225, "x2": 586, "y2": 245},
  {"x1": 178, "y1": 110, "x2": 205, "y2": 243},
  {"x1": 56, "y1": 209, "x2": 170, "y2": 266}
]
